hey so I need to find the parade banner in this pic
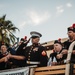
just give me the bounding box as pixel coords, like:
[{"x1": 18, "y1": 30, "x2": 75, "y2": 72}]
[{"x1": 0, "y1": 67, "x2": 29, "y2": 75}]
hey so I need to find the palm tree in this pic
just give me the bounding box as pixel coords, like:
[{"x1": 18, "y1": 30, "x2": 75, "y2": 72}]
[{"x1": 0, "y1": 15, "x2": 19, "y2": 45}]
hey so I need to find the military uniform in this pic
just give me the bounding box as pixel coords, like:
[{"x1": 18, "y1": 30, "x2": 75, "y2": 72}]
[
  {"x1": 23, "y1": 43, "x2": 48, "y2": 67},
  {"x1": 15, "y1": 43, "x2": 27, "y2": 67},
  {"x1": 15, "y1": 38, "x2": 31, "y2": 67},
  {"x1": 15, "y1": 31, "x2": 48, "y2": 67}
]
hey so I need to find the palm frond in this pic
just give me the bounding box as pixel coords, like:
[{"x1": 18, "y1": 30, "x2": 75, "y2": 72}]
[{"x1": 0, "y1": 15, "x2": 20, "y2": 45}]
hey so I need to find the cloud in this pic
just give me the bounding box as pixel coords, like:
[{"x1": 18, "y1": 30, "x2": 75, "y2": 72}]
[
  {"x1": 55, "y1": 3, "x2": 72, "y2": 17},
  {"x1": 18, "y1": 10, "x2": 51, "y2": 29},
  {"x1": 56, "y1": 5, "x2": 64, "y2": 16},
  {"x1": 26, "y1": 10, "x2": 50, "y2": 26},
  {"x1": 66, "y1": 3, "x2": 72, "y2": 8},
  {"x1": 0, "y1": 4, "x2": 5, "y2": 9},
  {"x1": 19, "y1": 21, "x2": 27, "y2": 29}
]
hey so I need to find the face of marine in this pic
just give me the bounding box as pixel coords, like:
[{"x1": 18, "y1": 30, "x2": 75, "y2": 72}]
[{"x1": 31, "y1": 37, "x2": 40, "y2": 44}]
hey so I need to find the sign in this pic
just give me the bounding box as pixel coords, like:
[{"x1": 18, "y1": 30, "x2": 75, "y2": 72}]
[{"x1": 0, "y1": 67, "x2": 29, "y2": 75}]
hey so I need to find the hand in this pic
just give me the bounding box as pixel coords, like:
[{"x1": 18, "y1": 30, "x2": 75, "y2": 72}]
[
  {"x1": 56, "y1": 54, "x2": 63, "y2": 59},
  {"x1": 72, "y1": 50, "x2": 75, "y2": 54},
  {"x1": 51, "y1": 62, "x2": 57, "y2": 66},
  {"x1": 2, "y1": 57, "x2": 8, "y2": 62},
  {"x1": 61, "y1": 49, "x2": 68, "y2": 54},
  {"x1": 4, "y1": 57, "x2": 8, "y2": 62},
  {"x1": 6, "y1": 53, "x2": 12, "y2": 59}
]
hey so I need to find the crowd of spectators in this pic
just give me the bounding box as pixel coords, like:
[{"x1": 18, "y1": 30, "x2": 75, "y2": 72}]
[{"x1": 0, "y1": 23, "x2": 75, "y2": 71}]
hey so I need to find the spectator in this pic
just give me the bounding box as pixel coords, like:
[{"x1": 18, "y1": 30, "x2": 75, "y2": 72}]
[
  {"x1": 62, "y1": 23, "x2": 75, "y2": 63},
  {"x1": 47, "y1": 38, "x2": 65, "y2": 66},
  {"x1": 13, "y1": 36, "x2": 30, "y2": 67},
  {"x1": 0, "y1": 44, "x2": 15, "y2": 70}
]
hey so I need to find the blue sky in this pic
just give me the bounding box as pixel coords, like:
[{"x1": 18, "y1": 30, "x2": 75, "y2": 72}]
[{"x1": 0, "y1": 0, "x2": 75, "y2": 44}]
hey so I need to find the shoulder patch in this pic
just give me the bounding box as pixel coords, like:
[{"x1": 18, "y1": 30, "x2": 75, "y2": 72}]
[{"x1": 41, "y1": 51, "x2": 47, "y2": 56}]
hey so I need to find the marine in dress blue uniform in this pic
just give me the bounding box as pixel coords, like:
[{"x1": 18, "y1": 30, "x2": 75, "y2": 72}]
[{"x1": 23, "y1": 31, "x2": 48, "y2": 67}]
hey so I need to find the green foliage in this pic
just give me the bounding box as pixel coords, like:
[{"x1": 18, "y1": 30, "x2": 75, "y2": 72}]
[{"x1": 0, "y1": 15, "x2": 19, "y2": 45}]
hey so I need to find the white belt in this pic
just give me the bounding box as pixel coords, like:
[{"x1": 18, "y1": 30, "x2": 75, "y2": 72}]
[{"x1": 26, "y1": 61, "x2": 40, "y2": 64}]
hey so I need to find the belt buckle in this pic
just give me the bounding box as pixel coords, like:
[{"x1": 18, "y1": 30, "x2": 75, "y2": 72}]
[{"x1": 27, "y1": 61, "x2": 30, "y2": 64}]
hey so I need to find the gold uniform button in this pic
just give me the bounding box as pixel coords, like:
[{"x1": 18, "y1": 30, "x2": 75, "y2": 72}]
[
  {"x1": 30, "y1": 51, "x2": 31, "y2": 52},
  {"x1": 29, "y1": 53, "x2": 30, "y2": 55},
  {"x1": 28, "y1": 56, "x2": 30, "y2": 58},
  {"x1": 27, "y1": 61, "x2": 30, "y2": 64},
  {"x1": 28, "y1": 59, "x2": 30, "y2": 60}
]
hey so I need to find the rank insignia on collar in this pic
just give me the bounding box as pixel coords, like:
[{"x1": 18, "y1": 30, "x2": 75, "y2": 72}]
[{"x1": 33, "y1": 47, "x2": 38, "y2": 52}]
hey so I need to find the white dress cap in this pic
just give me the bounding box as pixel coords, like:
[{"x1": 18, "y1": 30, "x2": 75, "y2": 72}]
[{"x1": 30, "y1": 31, "x2": 42, "y2": 38}]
